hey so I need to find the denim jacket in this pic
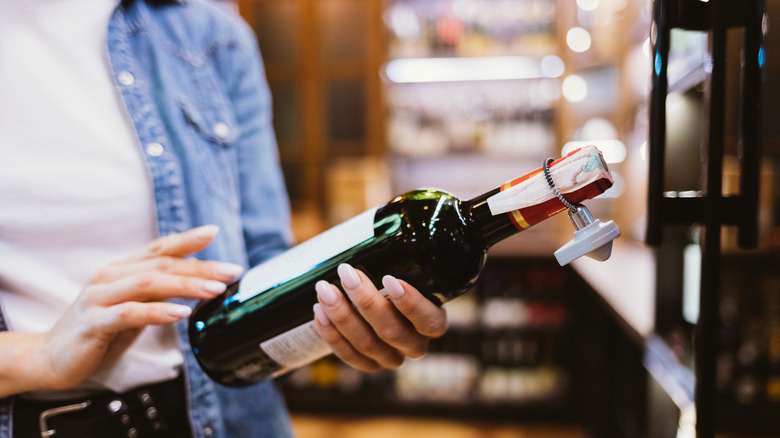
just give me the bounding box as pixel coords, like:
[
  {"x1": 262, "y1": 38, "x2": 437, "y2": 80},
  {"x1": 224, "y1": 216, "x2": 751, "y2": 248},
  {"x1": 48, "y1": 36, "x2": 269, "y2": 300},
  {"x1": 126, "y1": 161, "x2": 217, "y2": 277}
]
[{"x1": 0, "y1": 0, "x2": 295, "y2": 436}]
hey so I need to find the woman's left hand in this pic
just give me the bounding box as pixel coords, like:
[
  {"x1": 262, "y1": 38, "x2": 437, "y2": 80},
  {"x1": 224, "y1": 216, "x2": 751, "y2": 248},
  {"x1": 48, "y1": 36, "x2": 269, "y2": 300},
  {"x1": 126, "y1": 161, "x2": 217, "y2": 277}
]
[{"x1": 312, "y1": 263, "x2": 448, "y2": 372}]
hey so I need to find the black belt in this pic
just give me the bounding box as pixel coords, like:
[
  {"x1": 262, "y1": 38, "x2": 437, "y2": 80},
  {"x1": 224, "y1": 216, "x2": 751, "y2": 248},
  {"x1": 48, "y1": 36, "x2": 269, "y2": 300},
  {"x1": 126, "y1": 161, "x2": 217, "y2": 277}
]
[{"x1": 13, "y1": 375, "x2": 192, "y2": 438}]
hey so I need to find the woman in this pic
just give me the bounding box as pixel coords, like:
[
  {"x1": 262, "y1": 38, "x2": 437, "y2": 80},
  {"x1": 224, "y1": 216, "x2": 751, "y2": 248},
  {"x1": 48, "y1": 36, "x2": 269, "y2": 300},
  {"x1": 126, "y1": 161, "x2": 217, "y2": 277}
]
[{"x1": 0, "y1": 0, "x2": 447, "y2": 436}]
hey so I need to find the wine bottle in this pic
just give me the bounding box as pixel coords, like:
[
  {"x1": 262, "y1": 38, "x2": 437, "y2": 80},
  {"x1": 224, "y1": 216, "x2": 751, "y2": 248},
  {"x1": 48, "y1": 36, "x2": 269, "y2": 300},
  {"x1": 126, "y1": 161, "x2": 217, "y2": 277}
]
[{"x1": 189, "y1": 146, "x2": 614, "y2": 386}]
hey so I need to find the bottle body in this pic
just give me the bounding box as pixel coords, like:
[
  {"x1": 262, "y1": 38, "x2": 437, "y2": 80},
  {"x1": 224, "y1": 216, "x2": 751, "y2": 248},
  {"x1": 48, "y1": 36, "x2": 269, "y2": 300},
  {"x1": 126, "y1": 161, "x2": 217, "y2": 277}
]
[{"x1": 189, "y1": 190, "x2": 493, "y2": 386}]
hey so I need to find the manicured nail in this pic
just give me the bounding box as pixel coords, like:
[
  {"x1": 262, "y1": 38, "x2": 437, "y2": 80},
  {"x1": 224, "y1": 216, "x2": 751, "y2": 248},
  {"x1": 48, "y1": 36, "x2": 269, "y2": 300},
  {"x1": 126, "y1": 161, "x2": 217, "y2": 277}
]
[
  {"x1": 337, "y1": 264, "x2": 361, "y2": 289},
  {"x1": 201, "y1": 280, "x2": 227, "y2": 294},
  {"x1": 316, "y1": 280, "x2": 339, "y2": 305},
  {"x1": 216, "y1": 263, "x2": 244, "y2": 278},
  {"x1": 194, "y1": 225, "x2": 220, "y2": 240},
  {"x1": 382, "y1": 275, "x2": 405, "y2": 299},
  {"x1": 313, "y1": 303, "x2": 331, "y2": 326},
  {"x1": 167, "y1": 305, "x2": 192, "y2": 318}
]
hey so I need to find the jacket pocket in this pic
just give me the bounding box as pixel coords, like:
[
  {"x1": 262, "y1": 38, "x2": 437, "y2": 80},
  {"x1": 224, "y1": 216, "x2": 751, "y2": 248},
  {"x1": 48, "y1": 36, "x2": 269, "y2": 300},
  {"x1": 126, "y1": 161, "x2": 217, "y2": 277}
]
[{"x1": 179, "y1": 98, "x2": 242, "y2": 211}]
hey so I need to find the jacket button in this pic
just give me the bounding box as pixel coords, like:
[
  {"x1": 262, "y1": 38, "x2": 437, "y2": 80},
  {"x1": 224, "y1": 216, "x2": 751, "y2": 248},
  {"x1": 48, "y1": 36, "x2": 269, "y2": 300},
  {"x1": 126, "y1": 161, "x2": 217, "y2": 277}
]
[
  {"x1": 118, "y1": 71, "x2": 135, "y2": 86},
  {"x1": 213, "y1": 122, "x2": 230, "y2": 139},
  {"x1": 146, "y1": 142, "x2": 165, "y2": 157},
  {"x1": 203, "y1": 427, "x2": 214, "y2": 437}
]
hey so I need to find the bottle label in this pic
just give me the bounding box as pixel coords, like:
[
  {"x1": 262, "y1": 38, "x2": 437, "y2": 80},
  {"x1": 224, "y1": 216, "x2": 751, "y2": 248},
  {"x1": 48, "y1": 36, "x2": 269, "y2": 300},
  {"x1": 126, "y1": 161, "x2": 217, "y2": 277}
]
[
  {"x1": 237, "y1": 207, "x2": 378, "y2": 302},
  {"x1": 260, "y1": 320, "x2": 332, "y2": 375}
]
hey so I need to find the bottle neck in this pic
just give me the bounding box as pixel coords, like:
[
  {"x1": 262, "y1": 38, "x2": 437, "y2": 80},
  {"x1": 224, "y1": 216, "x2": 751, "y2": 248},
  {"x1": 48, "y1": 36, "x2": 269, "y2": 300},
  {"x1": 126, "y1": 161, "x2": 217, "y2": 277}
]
[
  {"x1": 464, "y1": 188, "x2": 524, "y2": 249},
  {"x1": 463, "y1": 147, "x2": 616, "y2": 249}
]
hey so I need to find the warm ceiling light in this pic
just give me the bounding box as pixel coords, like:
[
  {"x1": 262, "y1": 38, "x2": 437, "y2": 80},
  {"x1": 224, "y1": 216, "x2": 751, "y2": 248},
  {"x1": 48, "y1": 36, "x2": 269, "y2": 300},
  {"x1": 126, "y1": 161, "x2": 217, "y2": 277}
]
[
  {"x1": 566, "y1": 27, "x2": 592, "y2": 53},
  {"x1": 384, "y1": 56, "x2": 543, "y2": 83},
  {"x1": 562, "y1": 75, "x2": 588, "y2": 102},
  {"x1": 576, "y1": 0, "x2": 600, "y2": 11}
]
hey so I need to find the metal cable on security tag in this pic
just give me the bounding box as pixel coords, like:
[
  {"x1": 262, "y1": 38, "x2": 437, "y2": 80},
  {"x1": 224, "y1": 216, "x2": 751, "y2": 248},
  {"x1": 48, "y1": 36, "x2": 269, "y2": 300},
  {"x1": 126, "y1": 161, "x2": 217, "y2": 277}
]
[
  {"x1": 541, "y1": 156, "x2": 622, "y2": 266},
  {"x1": 543, "y1": 158, "x2": 578, "y2": 214}
]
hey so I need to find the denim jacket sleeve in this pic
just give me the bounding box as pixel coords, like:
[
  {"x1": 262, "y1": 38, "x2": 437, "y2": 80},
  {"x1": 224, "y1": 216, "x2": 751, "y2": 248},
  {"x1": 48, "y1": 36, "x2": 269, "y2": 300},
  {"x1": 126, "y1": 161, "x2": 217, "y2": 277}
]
[{"x1": 214, "y1": 11, "x2": 295, "y2": 268}]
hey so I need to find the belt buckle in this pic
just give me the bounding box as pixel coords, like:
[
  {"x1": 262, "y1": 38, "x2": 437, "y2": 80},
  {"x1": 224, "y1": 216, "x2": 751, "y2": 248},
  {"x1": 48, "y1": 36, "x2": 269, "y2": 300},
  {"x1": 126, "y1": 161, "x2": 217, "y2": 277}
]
[{"x1": 38, "y1": 400, "x2": 91, "y2": 438}]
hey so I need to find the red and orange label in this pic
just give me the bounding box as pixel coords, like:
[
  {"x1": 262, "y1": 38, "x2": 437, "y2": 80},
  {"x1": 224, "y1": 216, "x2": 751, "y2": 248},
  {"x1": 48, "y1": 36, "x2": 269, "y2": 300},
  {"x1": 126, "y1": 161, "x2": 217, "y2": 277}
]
[{"x1": 500, "y1": 150, "x2": 613, "y2": 231}]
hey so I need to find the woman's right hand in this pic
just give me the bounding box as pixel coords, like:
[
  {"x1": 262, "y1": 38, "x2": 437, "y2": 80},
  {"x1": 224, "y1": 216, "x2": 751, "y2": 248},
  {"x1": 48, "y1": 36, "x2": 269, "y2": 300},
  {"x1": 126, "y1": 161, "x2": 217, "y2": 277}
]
[{"x1": 0, "y1": 225, "x2": 242, "y2": 397}]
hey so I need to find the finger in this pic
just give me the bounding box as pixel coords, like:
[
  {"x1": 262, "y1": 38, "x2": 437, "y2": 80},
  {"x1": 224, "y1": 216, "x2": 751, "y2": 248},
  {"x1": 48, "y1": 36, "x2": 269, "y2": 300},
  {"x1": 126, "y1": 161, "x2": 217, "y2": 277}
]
[
  {"x1": 315, "y1": 280, "x2": 405, "y2": 369},
  {"x1": 125, "y1": 225, "x2": 220, "y2": 261},
  {"x1": 312, "y1": 303, "x2": 381, "y2": 373},
  {"x1": 91, "y1": 257, "x2": 243, "y2": 285},
  {"x1": 337, "y1": 264, "x2": 428, "y2": 358},
  {"x1": 93, "y1": 302, "x2": 193, "y2": 334},
  {"x1": 86, "y1": 271, "x2": 227, "y2": 305},
  {"x1": 382, "y1": 275, "x2": 448, "y2": 339}
]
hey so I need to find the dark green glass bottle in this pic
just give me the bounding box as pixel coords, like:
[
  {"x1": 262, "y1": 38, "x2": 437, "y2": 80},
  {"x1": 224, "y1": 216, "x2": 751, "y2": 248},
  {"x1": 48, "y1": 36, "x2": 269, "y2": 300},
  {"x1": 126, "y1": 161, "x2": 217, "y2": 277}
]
[{"x1": 189, "y1": 149, "x2": 613, "y2": 386}]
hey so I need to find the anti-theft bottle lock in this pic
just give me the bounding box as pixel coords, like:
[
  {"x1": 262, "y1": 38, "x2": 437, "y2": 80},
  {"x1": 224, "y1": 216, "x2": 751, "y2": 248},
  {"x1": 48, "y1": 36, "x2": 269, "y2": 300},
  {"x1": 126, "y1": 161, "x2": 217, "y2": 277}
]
[{"x1": 542, "y1": 158, "x2": 621, "y2": 266}]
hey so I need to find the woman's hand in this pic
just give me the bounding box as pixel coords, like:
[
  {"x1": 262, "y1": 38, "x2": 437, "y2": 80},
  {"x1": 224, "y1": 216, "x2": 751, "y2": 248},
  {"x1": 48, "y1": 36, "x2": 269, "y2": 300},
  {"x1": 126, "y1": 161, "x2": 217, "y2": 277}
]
[
  {"x1": 312, "y1": 264, "x2": 448, "y2": 372},
  {"x1": 0, "y1": 225, "x2": 242, "y2": 397}
]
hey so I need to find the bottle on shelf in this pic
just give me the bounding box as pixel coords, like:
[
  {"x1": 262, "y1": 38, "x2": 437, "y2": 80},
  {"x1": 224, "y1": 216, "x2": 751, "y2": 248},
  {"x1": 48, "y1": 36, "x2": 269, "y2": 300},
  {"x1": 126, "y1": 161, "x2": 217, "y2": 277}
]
[
  {"x1": 385, "y1": 0, "x2": 557, "y2": 59},
  {"x1": 385, "y1": 81, "x2": 558, "y2": 158},
  {"x1": 189, "y1": 145, "x2": 615, "y2": 386}
]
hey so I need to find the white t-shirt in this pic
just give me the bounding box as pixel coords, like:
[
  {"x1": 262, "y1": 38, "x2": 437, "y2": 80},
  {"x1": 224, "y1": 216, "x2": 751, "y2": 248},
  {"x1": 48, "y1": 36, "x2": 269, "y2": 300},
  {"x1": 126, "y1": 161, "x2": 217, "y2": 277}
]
[{"x1": 0, "y1": 0, "x2": 185, "y2": 395}]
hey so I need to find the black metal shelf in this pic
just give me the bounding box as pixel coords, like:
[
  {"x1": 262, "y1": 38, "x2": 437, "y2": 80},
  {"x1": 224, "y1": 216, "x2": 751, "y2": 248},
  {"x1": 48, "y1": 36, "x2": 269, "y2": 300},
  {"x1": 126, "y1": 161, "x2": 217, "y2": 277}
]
[{"x1": 647, "y1": 1, "x2": 767, "y2": 436}]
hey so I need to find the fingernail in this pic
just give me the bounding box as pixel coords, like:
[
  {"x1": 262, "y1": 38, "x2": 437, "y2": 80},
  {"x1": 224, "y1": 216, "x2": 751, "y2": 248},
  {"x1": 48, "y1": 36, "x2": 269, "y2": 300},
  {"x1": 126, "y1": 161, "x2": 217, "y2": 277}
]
[
  {"x1": 201, "y1": 280, "x2": 227, "y2": 294},
  {"x1": 337, "y1": 264, "x2": 361, "y2": 289},
  {"x1": 382, "y1": 275, "x2": 405, "y2": 299},
  {"x1": 167, "y1": 305, "x2": 192, "y2": 318},
  {"x1": 216, "y1": 263, "x2": 244, "y2": 278},
  {"x1": 313, "y1": 303, "x2": 331, "y2": 326},
  {"x1": 195, "y1": 225, "x2": 220, "y2": 240},
  {"x1": 316, "y1": 280, "x2": 339, "y2": 306}
]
